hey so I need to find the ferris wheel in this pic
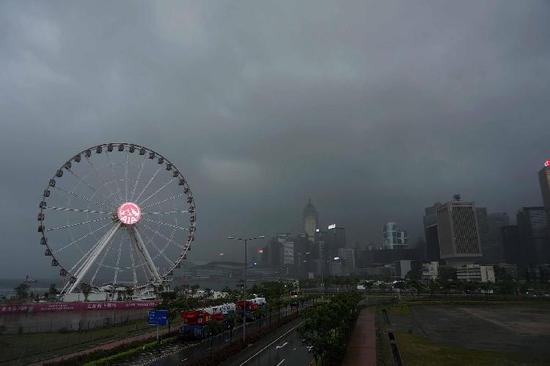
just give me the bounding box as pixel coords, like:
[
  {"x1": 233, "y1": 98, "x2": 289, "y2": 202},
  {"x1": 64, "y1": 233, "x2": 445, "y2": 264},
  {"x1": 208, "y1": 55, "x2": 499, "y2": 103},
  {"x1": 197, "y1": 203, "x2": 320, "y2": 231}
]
[{"x1": 37, "y1": 143, "x2": 196, "y2": 294}]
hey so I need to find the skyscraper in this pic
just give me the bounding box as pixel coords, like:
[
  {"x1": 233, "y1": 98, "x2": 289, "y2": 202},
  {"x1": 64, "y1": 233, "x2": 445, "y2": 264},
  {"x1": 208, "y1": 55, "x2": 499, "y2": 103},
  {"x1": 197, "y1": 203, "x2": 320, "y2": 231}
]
[
  {"x1": 501, "y1": 225, "x2": 520, "y2": 264},
  {"x1": 539, "y1": 159, "x2": 550, "y2": 213},
  {"x1": 303, "y1": 198, "x2": 319, "y2": 242},
  {"x1": 476, "y1": 208, "x2": 489, "y2": 257},
  {"x1": 383, "y1": 222, "x2": 408, "y2": 250},
  {"x1": 485, "y1": 212, "x2": 509, "y2": 263},
  {"x1": 437, "y1": 197, "x2": 482, "y2": 264},
  {"x1": 539, "y1": 159, "x2": 550, "y2": 242},
  {"x1": 517, "y1": 207, "x2": 549, "y2": 264},
  {"x1": 326, "y1": 224, "x2": 346, "y2": 258},
  {"x1": 424, "y1": 203, "x2": 441, "y2": 261}
]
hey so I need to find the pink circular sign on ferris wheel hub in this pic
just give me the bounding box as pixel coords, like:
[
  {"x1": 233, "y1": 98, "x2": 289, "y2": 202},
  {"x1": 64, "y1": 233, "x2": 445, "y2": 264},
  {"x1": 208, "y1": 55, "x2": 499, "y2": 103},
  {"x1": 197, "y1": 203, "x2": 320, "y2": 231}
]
[{"x1": 117, "y1": 202, "x2": 141, "y2": 225}]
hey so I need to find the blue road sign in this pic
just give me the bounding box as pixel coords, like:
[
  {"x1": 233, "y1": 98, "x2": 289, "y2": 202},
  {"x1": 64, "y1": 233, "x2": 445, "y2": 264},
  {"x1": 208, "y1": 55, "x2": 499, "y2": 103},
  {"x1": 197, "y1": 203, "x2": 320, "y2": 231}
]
[{"x1": 148, "y1": 309, "x2": 168, "y2": 326}]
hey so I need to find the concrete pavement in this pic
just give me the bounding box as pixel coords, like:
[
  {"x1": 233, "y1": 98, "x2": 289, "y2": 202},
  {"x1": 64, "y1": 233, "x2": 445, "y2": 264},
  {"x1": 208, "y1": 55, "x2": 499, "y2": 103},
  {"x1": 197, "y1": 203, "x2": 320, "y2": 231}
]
[{"x1": 342, "y1": 308, "x2": 376, "y2": 366}]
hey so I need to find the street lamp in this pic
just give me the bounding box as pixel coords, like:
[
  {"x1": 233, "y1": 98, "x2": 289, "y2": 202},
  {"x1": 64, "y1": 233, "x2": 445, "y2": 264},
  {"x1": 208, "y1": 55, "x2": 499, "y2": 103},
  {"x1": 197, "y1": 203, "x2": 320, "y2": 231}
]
[{"x1": 227, "y1": 235, "x2": 265, "y2": 343}]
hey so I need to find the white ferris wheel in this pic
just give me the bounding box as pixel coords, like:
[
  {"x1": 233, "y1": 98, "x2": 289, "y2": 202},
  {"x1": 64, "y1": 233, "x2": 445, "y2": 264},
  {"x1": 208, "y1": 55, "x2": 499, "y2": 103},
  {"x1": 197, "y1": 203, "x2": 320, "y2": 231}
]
[{"x1": 37, "y1": 143, "x2": 196, "y2": 295}]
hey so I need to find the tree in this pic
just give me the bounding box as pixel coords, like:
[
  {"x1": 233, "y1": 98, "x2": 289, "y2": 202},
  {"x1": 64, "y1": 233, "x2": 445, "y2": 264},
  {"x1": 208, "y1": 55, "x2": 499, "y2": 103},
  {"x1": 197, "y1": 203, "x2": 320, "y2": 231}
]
[
  {"x1": 439, "y1": 266, "x2": 457, "y2": 283},
  {"x1": 125, "y1": 286, "x2": 134, "y2": 300},
  {"x1": 80, "y1": 283, "x2": 92, "y2": 302},
  {"x1": 48, "y1": 283, "x2": 59, "y2": 297},
  {"x1": 406, "y1": 265, "x2": 422, "y2": 281},
  {"x1": 14, "y1": 282, "x2": 30, "y2": 300},
  {"x1": 299, "y1": 292, "x2": 362, "y2": 364}
]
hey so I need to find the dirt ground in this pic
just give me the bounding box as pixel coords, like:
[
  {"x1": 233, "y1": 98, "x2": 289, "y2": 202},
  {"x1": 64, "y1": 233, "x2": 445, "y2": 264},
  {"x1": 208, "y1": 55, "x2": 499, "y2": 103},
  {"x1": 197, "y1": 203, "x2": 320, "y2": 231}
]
[{"x1": 390, "y1": 304, "x2": 550, "y2": 356}]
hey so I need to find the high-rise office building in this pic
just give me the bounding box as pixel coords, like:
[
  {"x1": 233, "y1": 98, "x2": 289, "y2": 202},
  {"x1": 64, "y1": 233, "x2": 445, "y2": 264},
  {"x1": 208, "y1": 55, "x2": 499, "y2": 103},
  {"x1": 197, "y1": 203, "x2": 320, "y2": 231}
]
[
  {"x1": 517, "y1": 207, "x2": 549, "y2": 264},
  {"x1": 326, "y1": 224, "x2": 346, "y2": 259},
  {"x1": 423, "y1": 204, "x2": 441, "y2": 261},
  {"x1": 383, "y1": 222, "x2": 408, "y2": 250},
  {"x1": 337, "y1": 248, "x2": 356, "y2": 275},
  {"x1": 437, "y1": 197, "x2": 482, "y2": 263},
  {"x1": 485, "y1": 212, "x2": 509, "y2": 263},
  {"x1": 539, "y1": 159, "x2": 550, "y2": 242},
  {"x1": 476, "y1": 207, "x2": 489, "y2": 258},
  {"x1": 539, "y1": 159, "x2": 550, "y2": 213},
  {"x1": 303, "y1": 199, "x2": 319, "y2": 242},
  {"x1": 501, "y1": 225, "x2": 520, "y2": 264}
]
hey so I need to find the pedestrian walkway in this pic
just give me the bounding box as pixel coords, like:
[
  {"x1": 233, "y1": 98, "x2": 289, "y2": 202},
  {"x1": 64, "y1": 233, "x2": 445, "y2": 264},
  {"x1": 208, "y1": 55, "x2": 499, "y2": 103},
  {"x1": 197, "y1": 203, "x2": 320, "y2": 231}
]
[{"x1": 342, "y1": 308, "x2": 376, "y2": 366}]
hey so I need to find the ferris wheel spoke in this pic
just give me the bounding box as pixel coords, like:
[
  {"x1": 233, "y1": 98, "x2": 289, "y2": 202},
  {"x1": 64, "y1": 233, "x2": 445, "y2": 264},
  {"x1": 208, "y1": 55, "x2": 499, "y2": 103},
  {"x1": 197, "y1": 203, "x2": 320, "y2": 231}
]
[
  {"x1": 54, "y1": 221, "x2": 113, "y2": 254},
  {"x1": 128, "y1": 226, "x2": 162, "y2": 284},
  {"x1": 141, "y1": 217, "x2": 189, "y2": 232},
  {"x1": 47, "y1": 216, "x2": 112, "y2": 232},
  {"x1": 130, "y1": 155, "x2": 146, "y2": 202},
  {"x1": 67, "y1": 229, "x2": 109, "y2": 274},
  {"x1": 139, "y1": 178, "x2": 176, "y2": 206},
  {"x1": 105, "y1": 151, "x2": 126, "y2": 204},
  {"x1": 129, "y1": 238, "x2": 139, "y2": 286},
  {"x1": 47, "y1": 206, "x2": 111, "y2": 215},
  {"x1": 124, "y1": 152, "x2": 130, "y2": 202},
  {"x1": 141, "y1": 209, "x2": 188, "y2": 216},
  {"x1": 141, "y1": 192, "x2": 187, "y2": 210},
  {"x1": 113, "y1": 237, "x2": 124, "y2": 285},
  {"x1": 90, "y1": 233, "x2": 116, "y2": 286},
  {"x1": 53, "y1": 186, "x2": 115, "y2": 210},
  {"x1": 67, "y1": 222, "x2": 121, "y2": 294},
  {"x1": 141, "y1": 221, "x2": 182, "y2": 250},
  {"x1": 138, "y1": 224, "x2": 176, "y2": 267},
  {"x1": 85, "y1": 156, "x2": 124, "y2": 204},
  {"x1": 66, "y1": 168, "x2": 102, "y2": 196},
  {"x1": 134, "y1": 165, "x2": 163, "y2": 203}
]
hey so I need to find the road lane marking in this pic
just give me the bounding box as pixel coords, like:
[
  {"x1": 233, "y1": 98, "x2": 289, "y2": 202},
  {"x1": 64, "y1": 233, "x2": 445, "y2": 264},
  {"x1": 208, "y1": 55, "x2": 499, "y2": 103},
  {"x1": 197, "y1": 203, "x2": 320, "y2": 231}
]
[
  {"x1": 238, "y1": 322, "x2": 303, "y2": 365},
  {"x1": 275, "y1": 359, "x2": 286, "y2": 366},
  {"x1": 275, "y1": 341, "x2": 288, "y2": 349}
]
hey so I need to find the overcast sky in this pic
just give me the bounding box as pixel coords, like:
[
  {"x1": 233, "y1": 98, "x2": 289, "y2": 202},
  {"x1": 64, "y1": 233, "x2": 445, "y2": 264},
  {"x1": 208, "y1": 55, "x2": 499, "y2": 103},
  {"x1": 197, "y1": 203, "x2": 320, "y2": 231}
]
[{"x1": 1, "y1": 1, "x2": 549, "y2": 279}]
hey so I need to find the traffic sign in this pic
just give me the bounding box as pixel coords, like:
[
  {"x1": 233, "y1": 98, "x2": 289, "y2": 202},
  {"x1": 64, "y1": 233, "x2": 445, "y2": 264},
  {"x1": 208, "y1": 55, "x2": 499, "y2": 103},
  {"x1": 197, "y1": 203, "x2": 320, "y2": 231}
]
[{"x1": 148, "y1": 309, "x2": 168, "y2": 326}]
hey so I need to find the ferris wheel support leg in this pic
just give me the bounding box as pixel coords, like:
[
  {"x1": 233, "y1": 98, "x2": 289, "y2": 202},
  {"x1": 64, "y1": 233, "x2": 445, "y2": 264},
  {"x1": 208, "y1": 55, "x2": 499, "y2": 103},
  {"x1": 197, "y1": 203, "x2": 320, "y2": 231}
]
[
  {"x1": 129, "y1": 226, "x2": 163, "y2": 285},
  {"x1": 66, "y1": 222, "x2": 121, "y2": 294}
]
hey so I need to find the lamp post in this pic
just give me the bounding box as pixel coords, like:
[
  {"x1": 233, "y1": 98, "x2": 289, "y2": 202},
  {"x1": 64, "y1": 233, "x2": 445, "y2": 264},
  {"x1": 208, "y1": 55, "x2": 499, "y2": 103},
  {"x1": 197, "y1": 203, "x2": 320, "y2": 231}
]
[{"x1": 227, "y1": 235, "x2": 265, "y2": 343}]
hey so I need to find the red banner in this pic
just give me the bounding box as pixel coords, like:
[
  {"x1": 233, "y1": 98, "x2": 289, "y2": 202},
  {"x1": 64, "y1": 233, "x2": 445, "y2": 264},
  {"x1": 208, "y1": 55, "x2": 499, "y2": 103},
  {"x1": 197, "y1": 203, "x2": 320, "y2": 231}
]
[{"x1": 0, "y1": 300, "x2": 160, "y2": 314}]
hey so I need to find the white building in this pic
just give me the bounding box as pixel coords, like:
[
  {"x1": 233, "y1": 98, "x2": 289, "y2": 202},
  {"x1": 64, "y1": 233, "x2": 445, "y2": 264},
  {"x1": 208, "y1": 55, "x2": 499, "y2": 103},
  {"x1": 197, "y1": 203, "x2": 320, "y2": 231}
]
[
  {"x1": 394, "y1": 260, "x2": 413, "y2": 279},
  {"x1": 383, "y1": 222, "x2": 408, "y2": 250},
  {"x1": 421, "y1": 261, "x2": 439, "y2": 281},
  {"x1": 456, "y1": 264, "x2": 495, "y2": 283}
]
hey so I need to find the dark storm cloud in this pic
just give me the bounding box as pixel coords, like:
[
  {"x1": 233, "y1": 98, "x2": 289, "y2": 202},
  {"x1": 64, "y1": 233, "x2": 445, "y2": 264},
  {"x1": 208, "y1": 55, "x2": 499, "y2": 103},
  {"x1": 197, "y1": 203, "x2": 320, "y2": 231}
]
[{"x1": 1, "y1": 0, "x2": 549, "y2": 277}]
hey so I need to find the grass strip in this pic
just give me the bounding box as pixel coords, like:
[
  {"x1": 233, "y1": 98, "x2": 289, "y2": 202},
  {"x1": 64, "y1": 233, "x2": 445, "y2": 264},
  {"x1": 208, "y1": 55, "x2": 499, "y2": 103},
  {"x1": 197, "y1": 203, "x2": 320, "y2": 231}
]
[
  {"x1": 83, "y1": 336, "x2": 178, "y2": 366},
  {"x1": 396, "y1": 331, "x2": 547, "y2": 366}
]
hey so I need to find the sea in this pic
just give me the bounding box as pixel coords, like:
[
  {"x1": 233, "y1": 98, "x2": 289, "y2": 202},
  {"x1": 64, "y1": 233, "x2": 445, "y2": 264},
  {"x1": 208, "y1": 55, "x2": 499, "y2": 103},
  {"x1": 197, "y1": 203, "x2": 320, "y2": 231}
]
[{"x1": 0, "y1": 278, "x2": 58, "y2": 298}]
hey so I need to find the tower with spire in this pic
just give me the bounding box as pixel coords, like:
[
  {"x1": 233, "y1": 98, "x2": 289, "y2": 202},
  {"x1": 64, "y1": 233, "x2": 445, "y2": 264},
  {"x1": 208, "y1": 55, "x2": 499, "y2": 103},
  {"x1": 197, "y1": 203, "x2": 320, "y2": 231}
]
[{"x1": 303, "y1": 198, "x2": 319, "y2": 242}]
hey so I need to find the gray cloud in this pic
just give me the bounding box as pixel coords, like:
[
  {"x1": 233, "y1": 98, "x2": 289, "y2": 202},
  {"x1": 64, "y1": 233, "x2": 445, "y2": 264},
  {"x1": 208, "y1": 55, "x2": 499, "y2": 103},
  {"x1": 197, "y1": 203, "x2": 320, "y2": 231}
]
[{"x1": 0, "y1": 0, "x2": 549, "y2": 278}]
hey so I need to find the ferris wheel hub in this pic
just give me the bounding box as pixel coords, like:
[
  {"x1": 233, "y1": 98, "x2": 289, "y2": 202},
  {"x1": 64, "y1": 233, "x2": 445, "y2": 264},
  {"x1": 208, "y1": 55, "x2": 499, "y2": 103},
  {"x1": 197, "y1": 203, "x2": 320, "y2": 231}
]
[{"x1": 117, "y1": 202, "x2": 142, "y2": 225}]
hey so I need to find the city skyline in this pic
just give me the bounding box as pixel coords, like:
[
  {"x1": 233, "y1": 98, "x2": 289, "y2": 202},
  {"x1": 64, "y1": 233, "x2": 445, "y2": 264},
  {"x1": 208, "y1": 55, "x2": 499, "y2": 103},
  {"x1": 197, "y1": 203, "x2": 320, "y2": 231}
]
[{"x1": 1, "y1": 1, "x2": 550, "y2": 278}]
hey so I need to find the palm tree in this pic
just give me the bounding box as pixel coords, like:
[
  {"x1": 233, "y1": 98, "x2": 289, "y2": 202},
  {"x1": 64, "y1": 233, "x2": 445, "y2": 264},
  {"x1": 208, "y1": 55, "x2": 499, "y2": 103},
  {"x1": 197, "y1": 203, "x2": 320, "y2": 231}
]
[
  {"x1": 80, "y1": 283, "x2": 92, "y2": 302},
  {"x1": 14, "y1": 282, "x2": 30, "y2": 300}
]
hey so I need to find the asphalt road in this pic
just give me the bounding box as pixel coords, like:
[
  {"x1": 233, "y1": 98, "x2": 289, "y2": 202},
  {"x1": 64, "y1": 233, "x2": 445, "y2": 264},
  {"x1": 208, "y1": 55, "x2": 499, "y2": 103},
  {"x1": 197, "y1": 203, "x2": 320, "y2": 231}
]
[{"x1": 219, "y1": 319, "x2": 313, "y2": 366}]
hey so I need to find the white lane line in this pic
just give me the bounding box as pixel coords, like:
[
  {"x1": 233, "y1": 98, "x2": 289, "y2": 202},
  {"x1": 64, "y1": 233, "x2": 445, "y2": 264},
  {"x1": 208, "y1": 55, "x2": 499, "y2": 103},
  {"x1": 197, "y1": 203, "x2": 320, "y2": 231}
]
[
  {"x1": 238, "y1": 322, "x2": 303, "y2": 366},
  {"x1": 275, "y1": 359, "x2": 286, "y2": 366},
  {"x1": 275, "y1": 341, "x2": 288, "y2": 350}
]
